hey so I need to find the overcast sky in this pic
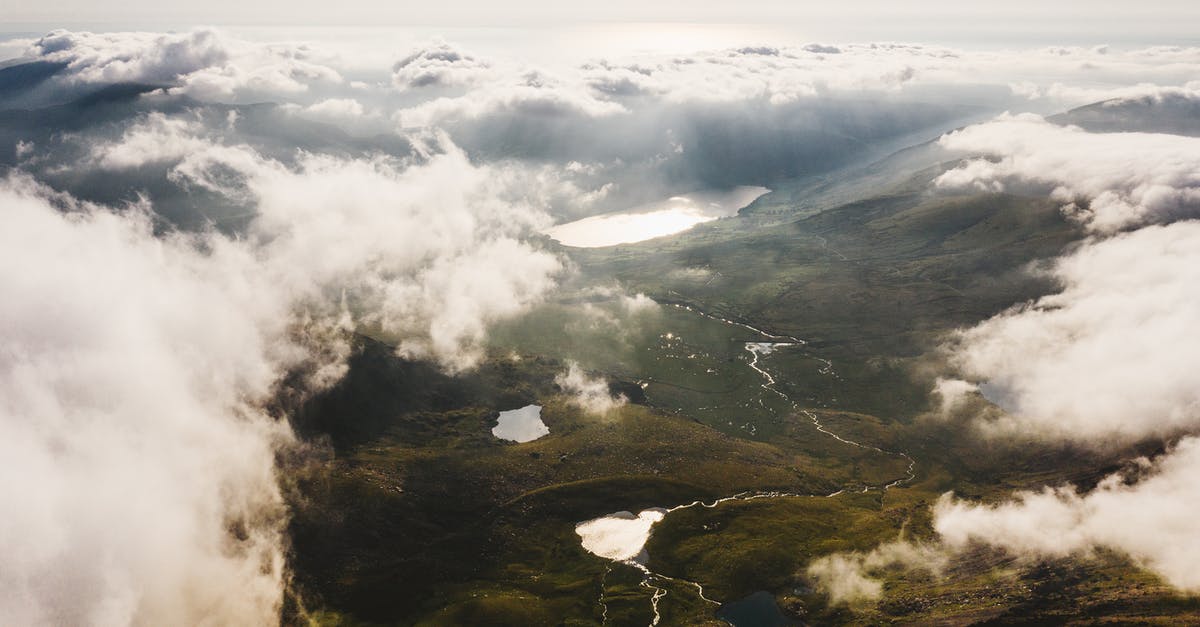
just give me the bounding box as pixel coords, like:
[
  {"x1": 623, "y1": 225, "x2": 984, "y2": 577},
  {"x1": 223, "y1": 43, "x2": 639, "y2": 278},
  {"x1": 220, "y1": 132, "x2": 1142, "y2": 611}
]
[{"x1": 3, "y1": 1, "x2": 1200, "y2": 49}]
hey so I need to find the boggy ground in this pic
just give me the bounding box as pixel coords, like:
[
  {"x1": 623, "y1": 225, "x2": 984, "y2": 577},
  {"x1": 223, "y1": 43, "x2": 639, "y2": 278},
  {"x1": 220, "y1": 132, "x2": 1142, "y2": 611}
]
[{"x1": 287, "y1": 169, "x2": 1200, "y2": 625}]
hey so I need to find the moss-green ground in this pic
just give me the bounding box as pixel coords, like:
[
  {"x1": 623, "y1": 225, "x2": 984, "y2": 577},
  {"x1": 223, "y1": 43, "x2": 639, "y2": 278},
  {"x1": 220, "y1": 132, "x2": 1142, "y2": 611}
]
[{"x1": 287, "y1": 170, "x2": 1199, "y2": 625}]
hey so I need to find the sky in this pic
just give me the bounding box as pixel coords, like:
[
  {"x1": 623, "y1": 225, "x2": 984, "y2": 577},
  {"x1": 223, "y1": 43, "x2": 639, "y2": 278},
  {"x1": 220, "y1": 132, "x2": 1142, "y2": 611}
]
[{"x1": 3, "y1": 1, "x2": 1200, "y2": 52}]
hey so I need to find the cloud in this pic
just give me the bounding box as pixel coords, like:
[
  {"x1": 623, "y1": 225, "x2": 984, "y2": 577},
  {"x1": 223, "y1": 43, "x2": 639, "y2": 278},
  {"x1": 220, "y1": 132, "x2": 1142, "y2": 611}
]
[
  {"x1": 1013, "y1": 80, "x2": 1200, "y2": 108},
  {"x1": 571, "y1": 43, "x2": 1200, "y2": 109},
  {"x1": 28, "y1": 29, "x2": 231, "y2": 85},
  {"x1": 0, "y1": 120, "x2": 567, "y2": 622},
  {"x1": 20, "y1": 31, "x2": 1200, "y2": 221},
  {"x1": 913, "y1": 113, "x2": 1200, "y2": 599},
  {"x1": 166, "y1": 135, "x2": 565, "y2": 371},
  {"x1": 931, "y1": 376, "x2": 979, "y2": 415},
  {"x1": 942, "y1": 221, "x2": 1200, "y2": 444},
  {"x1": 68, "y1": 112, "x2": 573, "y2": 372},
  {"x1": 21, "y1": 29, "x2": 343, "y2": 102},
  {"x1": 935, "y1": 437, "x2": 1200, "y2": 591},
  {"x1": 89, "y1": 112, "x2": 212, "y2": 170},
  {"x1": 0, "y1": 175, "x2": 294, "y2": 625},
  {"x1": 555, "y1": 361, "x2": 627, "y2": 415},
  {"x1": 1052, "y1": 83, "x2": 1200, "y2": 137},
  {"x1": 619, "y1": 292, "x2": 659, "y2": 314},
  {"x1": 924, "y1": 225, "x2": 1200, "y2": 597},
  {"x1": 394, "y1": 78, "x2": 627, "y2": 127},
  {"x1": 578, "y1": 43, "x2": 936, "y2": 105},
  {"x1": 391, "y1": 41, "x2": 491, "y2": 91},
  {"x1": 16, "y1": 29, "x2": 1200, "y2": 119},
  {"x1": 807, "y1": 540, "x2": 948, "y2": 606},
  {"x1": 936, "y1": 114, "x2": 1200, "y2": 232},
  {"x1": 299, "y1": 97, "x2": 365, "y2": 119}
]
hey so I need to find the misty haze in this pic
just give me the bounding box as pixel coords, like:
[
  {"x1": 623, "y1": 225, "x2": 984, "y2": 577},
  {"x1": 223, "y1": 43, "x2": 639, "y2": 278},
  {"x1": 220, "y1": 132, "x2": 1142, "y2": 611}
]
[{"x1": 3, "y1": 1, "x2": 1200, "y2": 625}]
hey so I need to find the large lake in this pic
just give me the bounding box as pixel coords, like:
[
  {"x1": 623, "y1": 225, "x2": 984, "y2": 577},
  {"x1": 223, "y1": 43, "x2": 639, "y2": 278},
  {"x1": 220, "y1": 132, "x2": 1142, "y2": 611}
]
[{"x1": 545, "y1": 186, "x2": 769, "y2": 248}]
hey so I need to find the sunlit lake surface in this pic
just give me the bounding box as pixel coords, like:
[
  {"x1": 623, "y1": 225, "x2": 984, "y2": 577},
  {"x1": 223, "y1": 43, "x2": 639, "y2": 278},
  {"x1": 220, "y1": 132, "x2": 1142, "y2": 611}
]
[
  {"x1": 491, "y1": 404, "x2": 548, "y2": 442},
  {"x1": 575, "y1": 508, "x2": 668, "y2": 563},
  {"x1": 544, "y1": 186, "x2": 769, "y2": 248}
]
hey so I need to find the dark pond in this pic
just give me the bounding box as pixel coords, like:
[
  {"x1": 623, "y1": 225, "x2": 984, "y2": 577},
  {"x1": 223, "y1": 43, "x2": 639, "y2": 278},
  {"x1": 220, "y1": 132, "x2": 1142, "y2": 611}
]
[{"x1": 716, "y1": 590, "x2": 797, "y2": 626}]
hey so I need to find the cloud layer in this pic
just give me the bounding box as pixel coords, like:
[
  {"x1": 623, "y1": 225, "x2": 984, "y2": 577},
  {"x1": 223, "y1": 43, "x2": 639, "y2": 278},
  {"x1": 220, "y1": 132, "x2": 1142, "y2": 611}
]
[
  {"x1": 937, "y1": 113, "x2": 1200, "y2": 232},
  {"x1": 10, "y1": 31, "x2": 1200, "y2": 228},
  {"x1": 25, "y1": 29, "x2": 343, "y2": 102},
  {"x1": 0, "y1": 128, "x2": 565, "y2": 622},
  {"x1": 944, "y1": 221, "x2": 1200, "y2": 444},
  {"x1": 0, "y1": 177, "x2": 292, "y2": 625},
  {"x1": 914, "y1": 114, "x2": 1200, "y2": 599},
  {"x1": 936, "y1": 437, "x2": 1200, "y2": 591},
  {"x1": 808, "y1": 108, "x2": 1200, "y2": 606}
]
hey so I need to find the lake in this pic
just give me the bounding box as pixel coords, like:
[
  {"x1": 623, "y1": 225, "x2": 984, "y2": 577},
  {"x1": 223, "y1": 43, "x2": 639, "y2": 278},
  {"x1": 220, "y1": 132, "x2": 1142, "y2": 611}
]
[
  {"x1": 544, "y1": 186, "x2": 770, "y2": 248},
  {"x1": 491, "y1": 404, "x2": 548, "y2": 442},
  {"x1": 575, "y1": 508, "x2": 669, "y2": 563}
]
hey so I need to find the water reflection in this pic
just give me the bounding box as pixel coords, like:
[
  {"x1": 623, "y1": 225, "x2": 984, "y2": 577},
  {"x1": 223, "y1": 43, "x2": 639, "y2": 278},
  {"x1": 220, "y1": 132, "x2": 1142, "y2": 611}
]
[
  {"x1": 491, "y1": 404, "x2": 548, "y2": 442},
  {"x1": 545, "y1": 186, "x2": 769, "y2": 248}
]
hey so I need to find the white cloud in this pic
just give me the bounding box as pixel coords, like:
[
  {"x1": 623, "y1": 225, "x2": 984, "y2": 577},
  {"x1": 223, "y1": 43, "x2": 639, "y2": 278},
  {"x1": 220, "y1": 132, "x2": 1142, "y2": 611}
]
[
  {"x1": 0, "y1": 122, "x2": 568, "y2": 622},
  {"x1": 555, "y1": 361, "x2": 627, "y2": 416},
  {"x1": 619, "y1": 292, "x2": 658, "y2": 314},
  {"x1": 939, "y1": 188, "x2": 1200, "y2": 443},
  {"x1": 282, "y1": 97, "x2": 383, "y2": 132},
  {"x1": 392, "y1": 41, "x2": 491, "y2": 91},
  {"x1": 924, "y1": 224, "x2": 1200, "y2": 596},
  {"x1": 936, "y1": 437, "x2": 1200, "y2": 591},
  {"x1": 23, "y1": 29, "x2": 343, "y2": 102},
  {"x1": 302, "y1": 97, "x2": 365, "y2": 118},
  {"x1": 395, "y1": 80, "x2": 627, "y2": 127},
  {"x1": 575, "y1": 43, "x2": 1200, "y2": 109},
  {"x1": 166, "y1": 136, "x2": 566, "y2": 371},
  {"x1": 807, "y1": 554, "x2": 883, "y2": 605},
  {"x1": 89, "y1": 112, "x2": 212, "y2": 170},
  {"x1": 0, "y1": 176, "x2": 294, "y2": 625},
  {"x1": 931, "y1": 376, "x2": 979, "y2": 416},
  {"x1": 807, "y1": 540, "x2": 948, "y2": 606},
  {"x1": 17, "y1": 29, "x2": 1200, "y2": 118},
  {"x1": 937, "y1": 114, "x2": 1200, "y2": 232},
  {"x1": 915, "y1": 112, "x2": 1200, "y2": 599}
]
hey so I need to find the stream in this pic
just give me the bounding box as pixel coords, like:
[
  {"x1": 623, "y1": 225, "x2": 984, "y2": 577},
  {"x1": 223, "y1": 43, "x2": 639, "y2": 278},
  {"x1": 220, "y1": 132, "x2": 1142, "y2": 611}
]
[{"x1": 575, "y1": 303, "x2": 916, "y2": 625}]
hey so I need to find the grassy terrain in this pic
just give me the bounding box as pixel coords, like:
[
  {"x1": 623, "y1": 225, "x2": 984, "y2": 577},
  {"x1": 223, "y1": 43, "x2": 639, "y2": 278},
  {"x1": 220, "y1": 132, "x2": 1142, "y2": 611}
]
[
  {"x1": 287, "y1": 163, "x2": 1190, "y2": 625},
  {"x1": 286, "y1": 337, "x2": 909, "y2": 625}
]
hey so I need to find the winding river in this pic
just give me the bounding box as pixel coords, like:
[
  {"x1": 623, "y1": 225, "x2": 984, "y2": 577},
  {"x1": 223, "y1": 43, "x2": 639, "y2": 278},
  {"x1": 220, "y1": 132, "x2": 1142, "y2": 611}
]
[{"x1": 575, "y1": 303, "x2": 916, "y2": 625}]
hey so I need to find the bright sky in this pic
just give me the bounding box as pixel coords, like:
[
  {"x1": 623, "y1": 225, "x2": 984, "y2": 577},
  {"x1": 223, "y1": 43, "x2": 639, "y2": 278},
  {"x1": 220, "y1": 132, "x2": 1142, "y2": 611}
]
[{"x1": 3, "y1": 0, "x2": 1199, "y2": 49}]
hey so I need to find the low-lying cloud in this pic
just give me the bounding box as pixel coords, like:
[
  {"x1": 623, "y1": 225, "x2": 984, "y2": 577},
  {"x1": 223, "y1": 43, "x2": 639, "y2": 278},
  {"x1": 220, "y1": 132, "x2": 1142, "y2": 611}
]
[
  {"x1": 943, "y1": 221, "x2": 1200, "y2": 444},
  {"x1": 0, "y1": 176, "x2": 293, "y2": 625},
  {"x1": 933, "y1": 115, "x2": 1200, "y2": 446},
  {"x1": 866, "y1": 114, "x2": 1200, "y2": 604},
  {"x1": 0, "y1": 125, "x2": 566, "y2": 622},
  {"x1": 555, "y1": 361, "x2": 627, "y2": 416},
  {"x1": 937, "y1": 113, "x2": 1200, "y2": 232},
  {"x1": 807, "y1": 540, "x2": 948, "y2": 606},
  {"x1": 809, "y1": 108, "x2": 1200, "y2": 608},
  {"x1": 936, "y1": 437, "x2": 1200, "y2": 591}
]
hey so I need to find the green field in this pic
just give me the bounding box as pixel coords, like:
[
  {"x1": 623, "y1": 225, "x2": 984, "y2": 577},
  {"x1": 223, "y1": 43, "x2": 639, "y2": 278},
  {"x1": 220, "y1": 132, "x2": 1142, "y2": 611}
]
[{"x1": 287, "y1": 161, "x2": 1193, "y2": 625}]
